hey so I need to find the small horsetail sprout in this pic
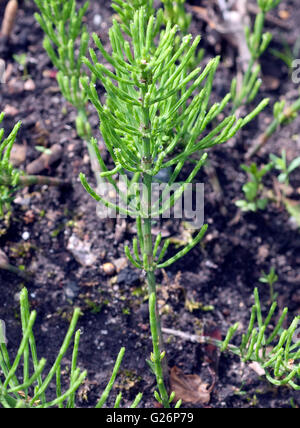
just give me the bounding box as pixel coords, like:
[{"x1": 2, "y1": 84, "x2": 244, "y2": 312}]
[
  {"x1": 246, "y1": 95, "x2": 300, "y2": 159},
  {"x1": 80, "y1": 5, "x2": 269, "y2": 407},
  {"x1": 1, "y1": 0, "x2": 297, "y2": 408},
  {"x1": 0, "y1": 113, "x2": 70, "y2": 220},
  {"x1": 34, "y1": 0, "x2": 103, "y2": 189},
  {"x1": 0, "y1": 113, "x2": 70, "y2": 218},
  {"x1": 259, "y1": 267, "x2": 278, "y2": 302},
  {"x1": 231, "y1": 0, "x2": 283, "y2": 111},
  {"x1": 235, "y1": 161, "x2": 274, "y2": 212},
  {"x1": 13, "y1": 53, "x2": 30, "y2": 80},
  {"x1": 163, "y1": 289, "x2": 299, "y2": 390},
  {"x1": 0, "y1": 112, "x2": 21, "y2": 217},
  {"x1": 0, "y1": 288, "x2": 142, "y2": 408},
  {"x1": 270, "y1": 150, "x2": 300, "y2": 187},
  {"x1": 111, "y1": 0, "x2": 157, "y2": 36},
  {"x1": 222, "y1": 288, "x2": 300, "y2": 390},
  {"x1": 161, "y1": 0, "x2": 191, "y2": 34}
]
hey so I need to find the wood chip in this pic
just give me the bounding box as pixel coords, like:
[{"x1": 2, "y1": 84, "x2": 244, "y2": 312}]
[
  {"x1": 1, "y1": 0, "x2": 18, "y2": 38},
  {"x1": 26, "y1": 144, "x2": 62, "y2": 175},
  {"x1": 10, "y1": 144, "x2": 27, "y2": 167}
]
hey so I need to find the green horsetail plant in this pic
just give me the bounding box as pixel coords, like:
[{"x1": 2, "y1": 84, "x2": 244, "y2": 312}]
[
  {"x1": 112, "y1": 0, "x2": 190, "y2": 37},
  {"x1": 112, "y1": 0, "x2": 201, "y2": 73},
  {"x1": 160, "y1": 0, "x2": 204, "y2": 70},
  {"x1": 270, "y1": 35, "x2": 300, "y2": 74},
  {"x1": 164, "y1": 288, "x2": 300, "y2": 389},
  {"x1": 259, "y1": 267, "x2": 278, "y2": 303},
  {"x1": 231, "y1": 0, "x2": 283, "y2": 111},
  {"x1": 0, "y1": 113, "x2": 69, "y2": 220},
  {"x1": 0, "y1": 113, "x2": 21, "y2": 217},
  {"x1": 33, "y1": 0, "x2": 103, "y2": 187},
  {"x1": 111, "y1": 0, "x2": 157, "y2": 36},
  {"x1": 246, "y1": 95, "x2": 300, "y2": 159},
  {"x1": 0, "y1": 288, "x2": 143, "y2": 408},
  {"x1": 221, "y1": 288, "x2": 300, "y2": 390},
  {"x1": 270, "y1": 150, "x2": 300, "y2": 187},
  {"x1": 161, "y1": 0, "x2": 191, "y2": 34},
  {"x1": 34, "y1": 0, "x2": 91, "y2": 138},
  {"x1": 79, "y1": 6, "x2": 269, "y2": 408}
]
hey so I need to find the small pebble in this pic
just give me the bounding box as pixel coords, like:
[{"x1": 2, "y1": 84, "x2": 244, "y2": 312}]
[
  {"x1": 22, "y1": 231, "x2": 30, "y2": 241},
  {"x1": 102, "y1": 262, "x2": 116, "y2": 276},
  {"x1": 93, "y1": 14, "x2": 102, "y2": 26},
  {"x1": 67, "y1": 235, "x2": 97, "y2": 267},
  {"x1": 24, "y1": 79, "x2": 36, "y2": 91}
]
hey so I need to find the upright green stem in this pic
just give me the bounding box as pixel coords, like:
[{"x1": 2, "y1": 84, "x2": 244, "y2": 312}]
[
  {"x1": 140, "y1": 75, "x2": 169, "y2": 405},
  {"x1": 148, "y1": 292, "x2": 170, "y2": 407},
  {"x1": 141, "y1": 177, "x2": 169, "y2": 407}
]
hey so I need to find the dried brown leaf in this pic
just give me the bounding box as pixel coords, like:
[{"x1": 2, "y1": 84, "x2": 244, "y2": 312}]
[{"x1": 170, "y1": 366, "x2": 211, "y2": 405}]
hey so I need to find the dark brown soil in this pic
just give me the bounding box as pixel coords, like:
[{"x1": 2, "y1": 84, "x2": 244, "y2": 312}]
[{"x1": 0, "y1": 0, "x2": 299, "y2": 408}]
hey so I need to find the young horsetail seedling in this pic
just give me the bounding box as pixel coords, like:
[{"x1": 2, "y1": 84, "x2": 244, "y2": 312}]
[
  {"x1": 0, "y1": 113, "x2": 69, "y2": 220},
  {"x1": 79, "y1": 6, "x2": 269, "y2": 407},
  {"x1": 34, "y1": 0, "x2": 91, "y2": 140},
  {"x1": 259, "y1": 267, "x2": 279, "y2": 303},
  {"x1": 33, "y1": 0, "x2": 104, "y2": 188},
  {"x1": 111, "y1": 0, "x2": 190, "y2": 37},
  {"x1": 0, "y1": 288, "x2": 142, "y2": 408},
  {"x1": 163, "y1": 288, "x2": 300, "y2": 390},
  {"x1": 161, "y1": 0, "x2": 191, "y2": 34},
  {"x1": 13, "y1": 53, "x2": 30, "y2": 80},
  {"x1": 235, "y1": 161, "x2": 273, "y2": 212},
  {"x1": 111, "y1": 0, "x2": 157, "y2": 36},
  {"x1": 0, "y1": 113, "x2": 21, "y2": 217},
  {"x1": 222, "y1": 288, "x2": 300, "y2": 390},
  {"x1": 231, "y1": 0, "x2": 283, "y2": 111},
  {"x1": 246, "y1": 95, "x2": 300, "y2": 159},
  {"x1": 270, "y1": 150, "x2": 300, "y2": 187}
]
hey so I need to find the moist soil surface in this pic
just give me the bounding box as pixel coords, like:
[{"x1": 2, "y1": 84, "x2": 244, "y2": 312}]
[{"x1": 0, "y1": 0, "x2": 299, "y2": 408}]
